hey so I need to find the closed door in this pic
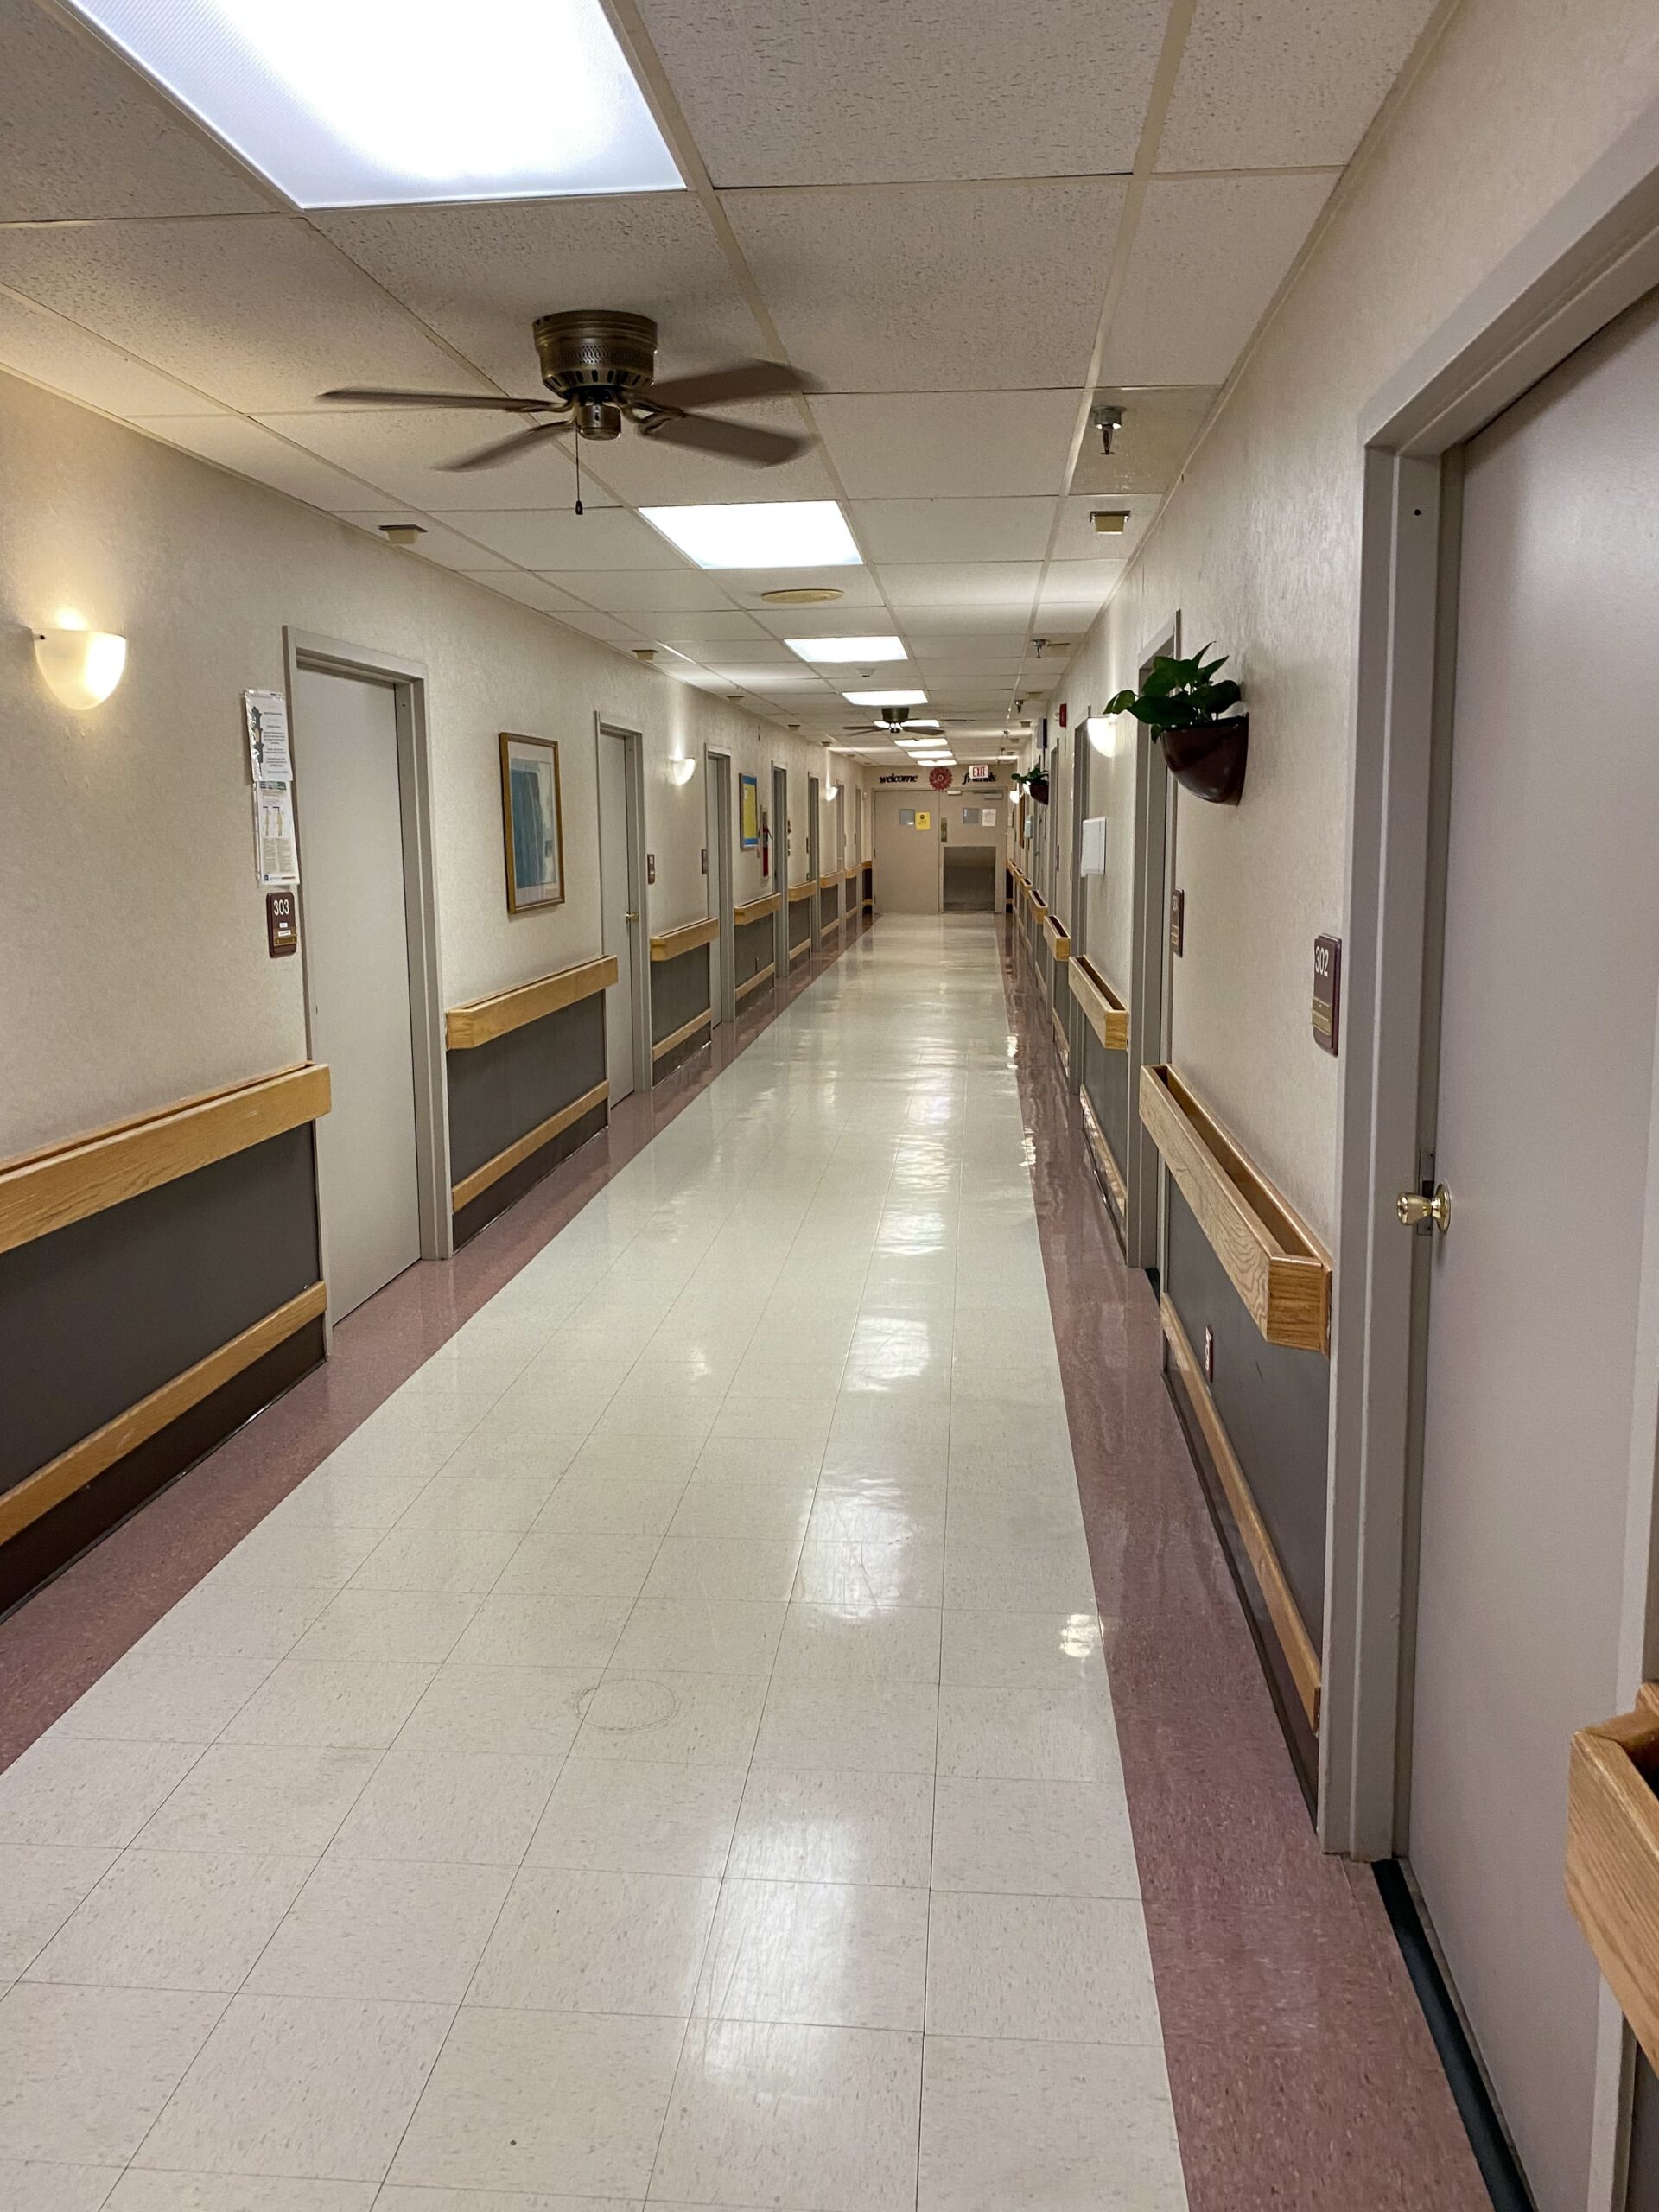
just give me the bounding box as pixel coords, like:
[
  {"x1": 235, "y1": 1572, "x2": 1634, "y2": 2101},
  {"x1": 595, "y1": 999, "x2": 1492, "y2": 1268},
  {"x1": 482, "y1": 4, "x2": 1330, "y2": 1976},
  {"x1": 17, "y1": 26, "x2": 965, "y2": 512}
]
[
  {"x1": 874, "y1": 795, "x2": 942, "y2": 912},
  {"x1": 292, "y1": 667, "x2": 422, "y2": 1319},
  {"x1": 598, "y1": 730, "x2": 637, "y2": 1103},
  {"x1": 1408, "y1": 288, "x2": 1659, "y2": 2211},
  {"x1": 943, "y1": 791, "x2": 1002, "y2": 912},
  {"x1": 709, "y1": 752, "x2": 734, "y2": 1026}
]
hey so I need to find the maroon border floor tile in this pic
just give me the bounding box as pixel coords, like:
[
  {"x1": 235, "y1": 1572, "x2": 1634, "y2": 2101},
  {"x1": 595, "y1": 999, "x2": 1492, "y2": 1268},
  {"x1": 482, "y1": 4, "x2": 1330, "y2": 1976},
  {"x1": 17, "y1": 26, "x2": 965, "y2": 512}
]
[{"x1": 995, "y1": 925, "x2": 1490, "y2": 2212}]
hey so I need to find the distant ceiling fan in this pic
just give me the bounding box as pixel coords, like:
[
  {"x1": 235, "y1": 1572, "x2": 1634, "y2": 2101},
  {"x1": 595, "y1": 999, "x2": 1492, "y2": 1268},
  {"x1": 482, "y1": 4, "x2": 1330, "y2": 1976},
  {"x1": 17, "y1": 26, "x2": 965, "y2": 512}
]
[
  {"x1": 843, "y1": 705, "x2": 942, "y2": 734},
  {"x1": 321, "y1": 309, "x2": 814, "y2": 472}
]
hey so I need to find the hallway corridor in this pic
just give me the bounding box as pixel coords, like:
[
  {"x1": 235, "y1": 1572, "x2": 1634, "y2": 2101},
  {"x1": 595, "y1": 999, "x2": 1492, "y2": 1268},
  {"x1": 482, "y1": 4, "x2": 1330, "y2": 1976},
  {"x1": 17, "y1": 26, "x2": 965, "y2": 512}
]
[{"x1": 1, "y1": 918, "x2": 1477, "y2": 2210}]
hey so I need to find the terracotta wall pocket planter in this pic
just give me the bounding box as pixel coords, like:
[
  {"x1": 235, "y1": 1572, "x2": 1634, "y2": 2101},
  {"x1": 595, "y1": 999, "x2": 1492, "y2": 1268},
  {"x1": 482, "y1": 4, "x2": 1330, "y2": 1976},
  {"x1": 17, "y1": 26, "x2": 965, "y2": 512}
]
[
  {"x1": 1568, "y1": 1686, "x2": 1659, "y2": 2067},
  {"x1": 1162, "y1": 715, "x2": 1249, "y2": 806}
]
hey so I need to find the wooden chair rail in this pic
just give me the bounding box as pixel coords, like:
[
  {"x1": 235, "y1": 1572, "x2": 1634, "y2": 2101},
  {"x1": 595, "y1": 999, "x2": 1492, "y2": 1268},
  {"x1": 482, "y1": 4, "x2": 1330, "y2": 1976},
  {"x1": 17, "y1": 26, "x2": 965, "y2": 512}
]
[
  {"x1": 652, "y1": 1009, "x2": 714, "y2": 1064},
  {"x1": 451, "y1": 1080, "x2": 608, "y2": 1212},
  {"x1": 1568, "y1": 1686, "x2": 1659, "y2": 2069},
  {"x1": 736, "y1": 963, "x2": 777, "y2": 1001},
  {"x1": 734, "y1": 893, "x2": 781, "y2": 926},
  {"x1": 1069, "y1": 957, "x2": 1128, "y2": 1051},
  {"x1": 787, "y1": 881, "x2": 816, "y2": 905},
  {"x1": 0, "y1": 1281, "x2": 327, "y2": 1548},
  {"x1": 1139, "y1": 1064, "x2": 1332, "y2": 1354},
  {"x1": 0, "y1": 1064, "x2": 331, "y2": 1258},
  {"x1": 446, "y1": 956, "x2": 617, "y2": 1051},
  {"x1": 1163, "y1": 1295, "x2": 1321, "y2": 1730},
  {"x1": 649, "y1": 916, "x2": 720, "y2": 963},
  {"x1": 1079, "y1": 1090, "x2": 1127, "y2": 1217},
  {"x1": 1043, "y1": 914, "x2": 1071, "y2": 963}
]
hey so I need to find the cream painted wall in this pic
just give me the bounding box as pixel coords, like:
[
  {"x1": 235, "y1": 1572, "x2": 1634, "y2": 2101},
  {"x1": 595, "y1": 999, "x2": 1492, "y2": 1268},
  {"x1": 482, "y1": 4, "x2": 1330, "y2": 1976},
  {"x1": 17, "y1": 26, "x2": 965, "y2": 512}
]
[
  {"x1": 1056, "y1": 0, "x2": 1659, "y2": 1242},
  {"x1": 0, "y1": 368, "x2": 862, "y2": 1155}
]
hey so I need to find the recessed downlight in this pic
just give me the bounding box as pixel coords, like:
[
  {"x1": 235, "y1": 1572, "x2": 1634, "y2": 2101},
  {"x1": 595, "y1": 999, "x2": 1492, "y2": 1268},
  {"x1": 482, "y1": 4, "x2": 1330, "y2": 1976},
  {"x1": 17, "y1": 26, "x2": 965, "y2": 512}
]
[
  {"x1": 66, "y1": 0, "x2": 682, "y2": 208},
  {"x1": 643, "y1": 503, "x2": 860, "y2": 570}
]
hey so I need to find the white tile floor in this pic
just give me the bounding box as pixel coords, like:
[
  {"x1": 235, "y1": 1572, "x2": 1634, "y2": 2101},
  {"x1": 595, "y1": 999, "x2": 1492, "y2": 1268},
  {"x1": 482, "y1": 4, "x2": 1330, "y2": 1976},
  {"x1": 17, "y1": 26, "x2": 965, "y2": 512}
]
[{"x1": 0, "y1": 916, "x2": 1188, "y2": 2212}]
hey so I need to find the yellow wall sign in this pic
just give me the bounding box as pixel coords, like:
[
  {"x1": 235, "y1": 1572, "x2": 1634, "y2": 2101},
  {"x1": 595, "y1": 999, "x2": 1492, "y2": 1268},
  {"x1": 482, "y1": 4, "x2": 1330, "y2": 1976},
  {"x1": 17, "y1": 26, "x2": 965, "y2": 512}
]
[{"x1": 915, "y1": 810, "x2": 931, "y2": 830}]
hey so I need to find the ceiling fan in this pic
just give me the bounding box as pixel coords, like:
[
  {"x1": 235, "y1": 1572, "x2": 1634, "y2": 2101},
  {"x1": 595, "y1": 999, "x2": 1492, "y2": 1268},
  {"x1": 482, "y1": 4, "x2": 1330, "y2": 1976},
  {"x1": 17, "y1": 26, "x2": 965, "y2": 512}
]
[
  {"x1": 842, "y1": 705, "x2": 942, "y2": 734},
  {"x1": 320, "y1": 309, "x2": 815, "y2": 472}
]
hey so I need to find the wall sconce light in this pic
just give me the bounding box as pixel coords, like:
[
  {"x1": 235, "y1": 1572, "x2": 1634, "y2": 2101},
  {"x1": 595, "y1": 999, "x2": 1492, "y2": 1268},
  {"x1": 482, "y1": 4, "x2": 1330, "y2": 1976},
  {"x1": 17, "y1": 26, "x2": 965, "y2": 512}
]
[
  {"x1": 1082, "y1": 715, "x2": 1119, "y2": 759},
  {"x1": 35, "y1": 621, "x2": 127, "y2": 709},
  {"x1": 667, "y1": 756, "x2": 697, "y2": 786}
]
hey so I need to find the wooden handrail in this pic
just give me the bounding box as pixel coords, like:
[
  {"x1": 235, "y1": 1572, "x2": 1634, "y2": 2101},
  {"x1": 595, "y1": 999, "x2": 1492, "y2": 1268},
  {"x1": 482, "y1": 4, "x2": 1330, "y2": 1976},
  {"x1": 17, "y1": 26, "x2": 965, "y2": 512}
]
[
  {"x1": 1569, "y1": 1687, "x2": 1659, "y2": 2069},
  {"x1": 787, "y1": 880, "x2": 815, "y2": 904},
  {"x1": 652, "y1": 1009, "x2": 713, "y2": 1063},
  {"x1": 1069, "y1": 957, "x2": 1128, "y2": 1050},
  {"x1": 734, "y1": 893, "x2": 780, "y2": 926},
  {"x1": 0, "y1": 1064, "x2": 331, "y2": 1257},
  {"x1": 1139, "y1": 1064, "x2": 1332, "y2": 1353},
  {"x1": 446, "y1": 955, "x2": 617, "y2": 1051},
  {"x1": 1043, "y1": 915, "x2": 1071, "y2": 963},
  {"x1": 650, "y1": 916, "x2": 719, "y2": 963}
]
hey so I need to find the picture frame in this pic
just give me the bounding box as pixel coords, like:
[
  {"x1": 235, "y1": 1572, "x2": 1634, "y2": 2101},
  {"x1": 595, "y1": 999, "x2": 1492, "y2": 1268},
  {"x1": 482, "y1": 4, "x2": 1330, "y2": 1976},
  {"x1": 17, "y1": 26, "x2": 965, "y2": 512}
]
[
  {"x1": 499, "y1": 732, "x2": 565, "y2": 914},
  {"x1": 739, "y1": 772, "x2": 760, "y2": 850}
]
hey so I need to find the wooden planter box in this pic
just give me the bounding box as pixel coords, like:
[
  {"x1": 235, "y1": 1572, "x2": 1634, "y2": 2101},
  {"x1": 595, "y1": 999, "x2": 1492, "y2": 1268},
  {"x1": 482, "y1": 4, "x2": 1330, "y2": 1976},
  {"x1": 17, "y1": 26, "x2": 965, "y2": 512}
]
[
  {"x1": 1138, "y1": 1063, "x2": 1332, "y2": 1352},
  {"x1": 1568, "y1": 1687, "x2": 1659, "y2": 2066}
]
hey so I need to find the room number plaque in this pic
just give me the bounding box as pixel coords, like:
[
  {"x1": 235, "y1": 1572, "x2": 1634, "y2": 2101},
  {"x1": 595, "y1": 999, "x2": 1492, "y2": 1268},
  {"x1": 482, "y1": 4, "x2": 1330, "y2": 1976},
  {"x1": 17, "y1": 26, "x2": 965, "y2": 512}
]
[
  {"x1": 265, "y1": 889, "x2": 299, "y2": 957},
  {"x1": 1313, "y1": 933, "x2": 1341, "y2": 1053}
]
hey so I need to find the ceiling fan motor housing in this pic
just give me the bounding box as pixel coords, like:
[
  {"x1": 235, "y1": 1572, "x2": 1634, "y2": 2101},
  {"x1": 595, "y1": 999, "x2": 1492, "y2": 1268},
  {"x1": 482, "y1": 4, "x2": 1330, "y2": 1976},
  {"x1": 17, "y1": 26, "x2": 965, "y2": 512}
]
[{"x1": 534, "y1": 309, "x2": 658, "y2": 437}]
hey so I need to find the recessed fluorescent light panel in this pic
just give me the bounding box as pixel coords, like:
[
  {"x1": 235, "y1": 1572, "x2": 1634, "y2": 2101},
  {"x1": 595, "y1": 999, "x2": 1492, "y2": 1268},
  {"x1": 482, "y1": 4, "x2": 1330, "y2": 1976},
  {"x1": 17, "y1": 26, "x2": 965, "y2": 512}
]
[
  {"x1": 643, "y1": 504, "x2": 860, "y2": 570},
  {"x1": 68, "y1": 0, "x2": 681, "y2": 208},
  {"x1": 844, "y1": 690, "x2": 927, "y2": 708},
  {"x1": 785, "y1": 636, "x2": 906, "y2": 664}
]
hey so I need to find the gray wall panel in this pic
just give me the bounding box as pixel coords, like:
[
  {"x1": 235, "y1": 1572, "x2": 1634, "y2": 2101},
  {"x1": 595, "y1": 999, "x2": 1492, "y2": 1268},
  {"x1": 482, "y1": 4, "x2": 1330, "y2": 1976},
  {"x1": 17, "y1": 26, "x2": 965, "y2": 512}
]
[
  {"x1": 651, "y1": 944, "x2": 712, "y2": 1047},
  {"x1": 735, "y1": 914, "x2": 774, "y2": 988},
  {"x1": 447, "y1": 993, "x2": 606, "y2": 1184},
  {"x1": 0, "y1": 1127, "x2": 321, "y2": 1490}
]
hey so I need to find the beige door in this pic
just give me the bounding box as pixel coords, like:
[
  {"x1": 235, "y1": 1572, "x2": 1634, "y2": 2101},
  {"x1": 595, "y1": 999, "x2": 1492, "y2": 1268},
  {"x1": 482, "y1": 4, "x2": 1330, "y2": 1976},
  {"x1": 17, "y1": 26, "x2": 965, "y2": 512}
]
[
  {"x1": 942, "y1": 790, "x2": 1005, "y2": 911},
  {"x1": 874, "y1": 787, "x2": 942, "y2": 912},
  {"x1": 1407, "y1": 288, "x2": 1659, "y2": 2210},
  {"x1": 291, "y1": 666, "x2": 422, "y2": 1319}
]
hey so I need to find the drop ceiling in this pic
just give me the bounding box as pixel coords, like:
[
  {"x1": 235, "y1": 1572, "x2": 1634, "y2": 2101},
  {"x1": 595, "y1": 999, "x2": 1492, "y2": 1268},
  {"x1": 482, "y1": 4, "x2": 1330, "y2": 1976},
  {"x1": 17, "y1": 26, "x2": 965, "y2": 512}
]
[{"x1": 0, "y1": 0, "x2": 1442, "y2": 761}]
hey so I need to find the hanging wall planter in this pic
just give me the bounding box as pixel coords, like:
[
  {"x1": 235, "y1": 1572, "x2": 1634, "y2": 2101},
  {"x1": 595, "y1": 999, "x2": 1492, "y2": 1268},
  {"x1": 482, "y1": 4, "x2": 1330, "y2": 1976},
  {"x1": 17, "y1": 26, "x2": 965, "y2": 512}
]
[
  {"x1": 1108, "y1": 647, "x2": 1249, "y2": 808},
  {"x1": 1160, "y1": 715, "x2": 1249, "y2": 805},
  {"x1": 1013, "y1": 769, "x2": 1051, "y2": 806}
]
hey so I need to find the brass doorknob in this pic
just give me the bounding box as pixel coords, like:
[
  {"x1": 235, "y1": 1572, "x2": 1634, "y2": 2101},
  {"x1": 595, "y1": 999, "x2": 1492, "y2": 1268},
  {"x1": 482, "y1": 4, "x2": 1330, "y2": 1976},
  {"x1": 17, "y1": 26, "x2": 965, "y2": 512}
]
[{"x1": 1397, "y1": 1184, "x2": 1452, "y2": 1233}]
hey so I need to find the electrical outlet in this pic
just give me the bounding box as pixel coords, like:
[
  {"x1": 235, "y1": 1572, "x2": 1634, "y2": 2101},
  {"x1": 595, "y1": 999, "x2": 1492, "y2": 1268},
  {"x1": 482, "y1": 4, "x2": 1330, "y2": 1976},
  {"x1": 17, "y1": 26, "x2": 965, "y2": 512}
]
[{"x1": 1204, "y1": 1325, "x2": 1215, "y2": 1382}]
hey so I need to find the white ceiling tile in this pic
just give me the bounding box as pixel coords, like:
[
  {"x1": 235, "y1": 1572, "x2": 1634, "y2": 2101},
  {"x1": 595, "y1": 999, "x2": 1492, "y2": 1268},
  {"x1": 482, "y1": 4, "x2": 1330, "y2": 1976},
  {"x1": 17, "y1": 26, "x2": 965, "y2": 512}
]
[
  {"x1": 704, "y1": 664, "x2": 832, "y2": 690},
  {"x1": 635, "y1": 612, "x2": 774, "y2": 643},
  {"x1": 903, "y1": 615, "x2": 1030, "y2": 647},
  {"x1": 723, "y1": 181, "x2": 1122, "y2": 391},
  {"x1": 467, "y1": 572, "x2": 592, "y2": 613},
  {"x1": 0, "y1": 0, "x2": 275, "y2": 220},
  {"x1": 1036, "y1": 558, "x2": 1124, "y2": 606},
  {"x1": 879, "y1": 563, "x2": 1041, "y2": 611},
  {"x1": 812, "y1": 392, "x2": 1082, "y2": 499},
  {"x1": 0, "y1": 287, "x2": 227, "y2": 419},
  {"x1": 129, "y1": 415, "x2": 391, "y2": 511},
  {"x1": 431, "y1": 506, "x2": 686, "y2": 569},
  {"x1": 553, "y1": 609, "x2": 648, "y2": 643},
  {"x1": 1101, "y1": 174, "x2": 1337, "y2": 386},
  {"x1": 1070, "y1": 384, "x2": 1217, "y2": 495},
  {"x1": 581, "y1": 400, "x2": 836, "y2": 506},
  {"x1": 0, "y1": 216, "x2": 486, "y2": 413},
  {"x1": 1051, "y1": 493, "x2": 1161, "y2": 561},
  {"x1": 852, "y1": 497, "x2": 1055, "y2": 564},
  {"x1": 635, "y1": 0, "x2": 1167, "y2": 185},
  {"x1": 335, "y1": 512, "x2": 518, "y2": 572},
  {"x1": 1159, "y1": 0, "x2": 1440, "y2": 171},
  {"x1": 252, "y1": 409, "x2": 610, "y2": 512},
  {"x1": 313, "y1": 196, "x2": 755, "y2": 392},
  {"x1": 536, "y1": 569, "x2": 735, "y2": 613}
]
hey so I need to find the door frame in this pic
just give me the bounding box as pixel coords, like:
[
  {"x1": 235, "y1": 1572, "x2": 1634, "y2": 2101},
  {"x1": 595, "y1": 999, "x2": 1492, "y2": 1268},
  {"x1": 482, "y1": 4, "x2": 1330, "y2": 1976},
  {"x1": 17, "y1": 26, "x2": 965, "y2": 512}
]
[
  {"x1": 806, "y1": 773, "x2": 822, "y2": 948},
  {"x1": 705, "y1": 744, "x2": 736, "y2": 1026},
  {"x1": 1125, "y1": 617, "x2": 1178, "y2": 1272},
  {"x1": 283, "y1": 629, "x2": 451, "y2": 1337},
  {"x1": 595, "y1": 716, "x2": 651, "y2": 1096},
  {"x1": 1328, "y1": 105, "x2": 1659, "y2": 2209},
  {"x1": 771, "y1": 761, "x2": 791, "y2": 982}
]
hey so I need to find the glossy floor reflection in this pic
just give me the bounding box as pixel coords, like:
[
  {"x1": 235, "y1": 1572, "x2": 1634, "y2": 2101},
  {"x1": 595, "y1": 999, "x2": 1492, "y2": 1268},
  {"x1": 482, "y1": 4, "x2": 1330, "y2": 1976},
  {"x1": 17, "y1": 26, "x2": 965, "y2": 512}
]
[{"x1": 0, "y1": 916, "x2": 1185, "y2": 2210}]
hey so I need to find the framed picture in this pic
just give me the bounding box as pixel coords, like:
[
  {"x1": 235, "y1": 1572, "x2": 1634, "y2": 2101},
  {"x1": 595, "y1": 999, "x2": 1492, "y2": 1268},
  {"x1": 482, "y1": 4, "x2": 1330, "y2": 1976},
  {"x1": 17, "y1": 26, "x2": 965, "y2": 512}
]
[
  {"x1": 739, "y1": 772, "x2": 760, "y2": 849},
  {"x1": 499, "y1": 733, "x2": 564, "y2": 914}
]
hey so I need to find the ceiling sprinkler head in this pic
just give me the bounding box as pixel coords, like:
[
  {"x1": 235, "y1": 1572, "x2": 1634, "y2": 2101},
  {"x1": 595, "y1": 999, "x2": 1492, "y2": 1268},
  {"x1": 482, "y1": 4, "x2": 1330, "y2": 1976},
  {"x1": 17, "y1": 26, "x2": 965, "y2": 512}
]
[{"x1": 1089, "y1": 403, "x2": 1124, "y2": 455}]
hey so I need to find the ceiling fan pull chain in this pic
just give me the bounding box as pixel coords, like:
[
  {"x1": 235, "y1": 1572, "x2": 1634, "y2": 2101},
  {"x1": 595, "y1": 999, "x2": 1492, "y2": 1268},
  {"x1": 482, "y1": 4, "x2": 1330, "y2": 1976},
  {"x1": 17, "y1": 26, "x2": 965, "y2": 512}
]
[{"x1": 574, "y1": 432, "x2": 583, "y2": 517}]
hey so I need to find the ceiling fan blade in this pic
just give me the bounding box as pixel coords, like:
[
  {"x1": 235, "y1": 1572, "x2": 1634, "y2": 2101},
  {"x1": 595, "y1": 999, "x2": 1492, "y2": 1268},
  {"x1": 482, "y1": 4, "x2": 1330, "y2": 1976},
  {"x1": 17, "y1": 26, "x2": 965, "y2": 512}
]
[
  {"x1": 441, "y1": 419, "x2": 576, "y2": 472},
  {"x1": 641, "y1": 360, "x2": 817, "y2": 411},
  {"x1": 319, "y1": 387, "x2": 554, "y2": 413},
  {"x1": 641, "y1": 411, "x2": 810, "y2": 467}
]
